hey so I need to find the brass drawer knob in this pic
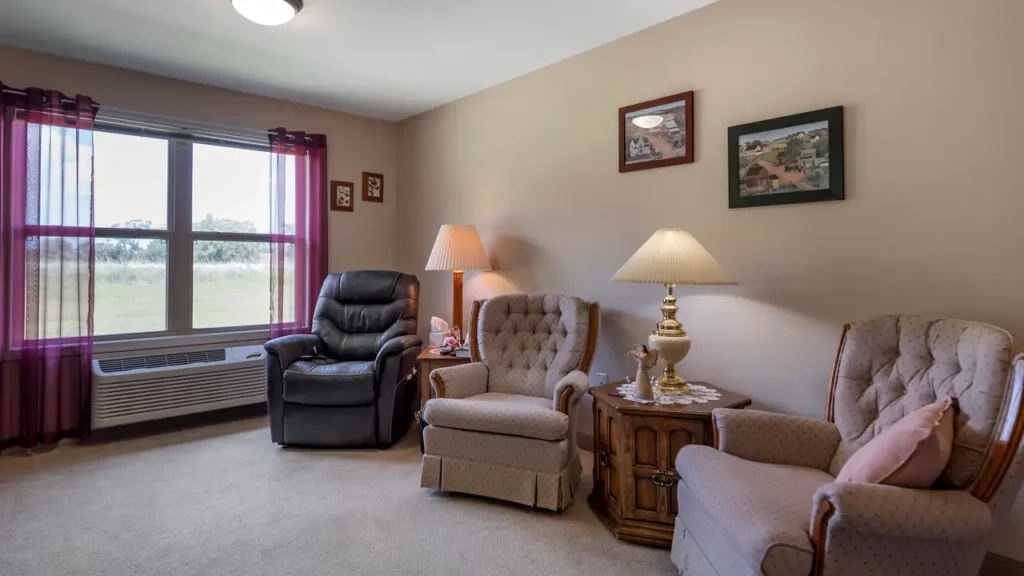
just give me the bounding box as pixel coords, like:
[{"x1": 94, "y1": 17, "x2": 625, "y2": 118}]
[{"x1": 598, "y1": 452, "x2": 610, "y2": 467}]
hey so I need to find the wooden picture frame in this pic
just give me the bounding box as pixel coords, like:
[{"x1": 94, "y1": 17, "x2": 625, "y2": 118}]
[
  {"x1": 728, "y1": 106, "x2": 844, "y2": 209},
  {"x1": 619, "y1": 90, "x2": 694, "y2": 173},
  {"x1": 330, "y1": 180, "x2": 354, "y2": 212},
  {"x1": 362, "y1": 172, "x2": 384, "y2": 203}
]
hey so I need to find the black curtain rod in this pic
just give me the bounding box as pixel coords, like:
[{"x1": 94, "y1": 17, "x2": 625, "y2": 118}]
[
  {"x1": 4, "y1": 88, "x2": 319, "y2": 144},
  {"x1": 2, "y1": 86, "x2": 100, "y2": 108}
]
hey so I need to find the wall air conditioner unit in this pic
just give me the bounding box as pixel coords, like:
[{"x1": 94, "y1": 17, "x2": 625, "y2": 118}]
[{"x1": 92, "y1": 345, "x2": 267, "y2": 430}]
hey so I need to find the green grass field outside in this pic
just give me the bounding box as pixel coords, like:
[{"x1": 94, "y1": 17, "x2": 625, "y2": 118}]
[{"x1": 93, "y1": 263, "x2": 294, "y2": 336}]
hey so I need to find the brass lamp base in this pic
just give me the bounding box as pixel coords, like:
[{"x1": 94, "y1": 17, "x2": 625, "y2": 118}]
[
  {"x1": 654, "y1": 374, "x2": 691, "y2": 396},
  {"x1": 647, "y1": 284, "x2": 692, "y2": 396}
]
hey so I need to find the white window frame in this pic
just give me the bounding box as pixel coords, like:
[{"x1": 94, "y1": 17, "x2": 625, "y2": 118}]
[{"x1": 91, "y1": 123, "x2": 286, "y2": 343}]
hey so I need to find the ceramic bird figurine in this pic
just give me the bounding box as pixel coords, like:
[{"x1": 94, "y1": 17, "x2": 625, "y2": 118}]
[{"x1": 628, "y1": 345, "x2": 659, "y2": 400}]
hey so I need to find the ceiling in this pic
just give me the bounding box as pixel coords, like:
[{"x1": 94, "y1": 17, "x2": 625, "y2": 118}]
[{"x1": 0, "y1": 0, "x2": 717, "y2": 121}]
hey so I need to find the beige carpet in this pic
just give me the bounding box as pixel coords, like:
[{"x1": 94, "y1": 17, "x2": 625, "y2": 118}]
[{"x1": 0, "y1": 418, "x2": 675, "y2": 576}]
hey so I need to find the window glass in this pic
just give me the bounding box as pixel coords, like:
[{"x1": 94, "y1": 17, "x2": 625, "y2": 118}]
[
  {"x1": 94, "y1": 238, "x2": 168, "y2": 335},
  {"x1": 29, "y1": 124, "x2": 94, "y2": 228},
  {"x1": 193, "y1": 241, "x2": 293, "y2": 328},
  {"x1": 192, "y1": 144, "x2": 271, "y2": 234},
  {"x1": 22, "y1": 128, "x2": 296, "y2": 338},
  {"x1": 24, "y1": 236, "x2": 91, "y2": 339},
  {"x1": 94, "y1": 132, "x2": 168, "y2": 230}
]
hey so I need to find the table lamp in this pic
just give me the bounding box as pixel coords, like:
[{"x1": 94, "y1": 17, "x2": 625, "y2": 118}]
[
  {"x1": 425, "y1": 224, "x2": 490, "y2": 338},
  {"x1": 611, "y1": 229, "x2": 735, "y2": 395}
]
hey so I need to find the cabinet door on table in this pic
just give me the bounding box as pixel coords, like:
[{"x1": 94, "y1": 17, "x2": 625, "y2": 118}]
[
  {"x1": 665, "y1": 418, "x2": 707, "y2": 517},
  {"x1": 593, "y1": 400, "x2": 621, "y2": 510},
  {"x1": 623, "y1": 416, "x2": 705, "y2": 523}
]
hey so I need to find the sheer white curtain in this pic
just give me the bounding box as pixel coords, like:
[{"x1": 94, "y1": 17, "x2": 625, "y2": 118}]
[{"x1": 268, "y1": 128, "x2": 327, "y2": 338}]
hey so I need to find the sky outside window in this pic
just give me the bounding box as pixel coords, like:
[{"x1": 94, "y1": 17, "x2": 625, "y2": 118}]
[
  {"x1": 94, "y1": 131, "x2": 168, "y2": 229},
  {"x1": 192, "y1": 143, "x2": 272, "y2": 233}
]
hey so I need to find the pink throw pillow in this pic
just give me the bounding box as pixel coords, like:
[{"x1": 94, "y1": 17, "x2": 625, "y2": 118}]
[{"x1": 835, "y1": 398, "x2": 955, "y2": 488}]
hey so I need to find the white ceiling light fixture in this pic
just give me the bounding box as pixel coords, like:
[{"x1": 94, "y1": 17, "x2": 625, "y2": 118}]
[
  {"x1": 631, "y1": 115, "x2": 664, "y2": 129},
  {"x1": 232, "y1": 0, "x2": 303, "y2": 26}
]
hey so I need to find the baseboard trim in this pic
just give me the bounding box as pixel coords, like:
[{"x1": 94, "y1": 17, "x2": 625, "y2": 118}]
[
  {"x1": 578, "y1": 432, "x2": 594, "y2": 452},
  {"x1": 88, "y1": 403, "x2": 267, "y2": 444},
  {"x1": 981, "y1": 553, "x2": 1024, "y2": 576}
]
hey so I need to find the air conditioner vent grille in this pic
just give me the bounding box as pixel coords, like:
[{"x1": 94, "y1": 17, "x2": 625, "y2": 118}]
[
  {"x1": 97, "y1": 348, "x2": 227, "y2": 374},
  {"x1": 92, "y1": 344, "x2": 266, "y2": 430}
]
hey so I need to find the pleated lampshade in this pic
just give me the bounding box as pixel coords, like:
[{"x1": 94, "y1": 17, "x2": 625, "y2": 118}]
[
  {"x1": 611, "y1": 229, "x2": 735, "y2": 285},
  {"x1": 425, "y1": 224, "x2": 490, "y2": 271}
]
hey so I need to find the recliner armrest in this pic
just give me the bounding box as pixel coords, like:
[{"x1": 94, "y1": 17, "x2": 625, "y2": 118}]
[
  {"x1": 713, "y1": 408, "x2": 840, "y2": 472},
  {"x1": 811, "y1": 482, "x2": 992, "y2": 541},
  {"x1": 552, "y1": 370, "x2": 589, "y2": 415},
  {"x1": 265, "y1": 333, "x2": 324, "y2": 372},
  {"x1": 374, "y1": 334, "x2": 423, "y2": 375},
  {"x1": 430, "y1": 362, "x2": 488, "y2": 400}
]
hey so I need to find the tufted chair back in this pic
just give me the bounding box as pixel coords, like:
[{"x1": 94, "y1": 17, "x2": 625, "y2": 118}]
[
  {"x1": 471, "y1": 294, "x2": 596, "y2": 399},
  {"x1": 828, "y1": 316, "x2": 1014, "y2": 488},
  {"x1": 311, "y1": 271, "x2": 419, "y2": 362}
]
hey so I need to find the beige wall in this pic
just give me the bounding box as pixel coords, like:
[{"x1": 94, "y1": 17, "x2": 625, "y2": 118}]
[
  {"x1": 0, "y1": 45, "x2": 398, "y2": 273},
  {"x1": 397, "y1": 0, "x2": 1023, "y2": 559},
  {"x1": 3, "y1": 0, "x2": 1023, "y2": 560}
]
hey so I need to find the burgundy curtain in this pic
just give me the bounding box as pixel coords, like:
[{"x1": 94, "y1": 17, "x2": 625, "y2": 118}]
[
  {"x1": 268, "y1": 129, "x2": 327, "y2": 339},
  {"x1": 0, "y1": 85, "x2": 98, "y2": 449}
]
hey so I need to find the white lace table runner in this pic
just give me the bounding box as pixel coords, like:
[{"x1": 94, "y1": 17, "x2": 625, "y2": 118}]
[{"x1": 616, "y1": 381, "x2": 722, "y2": 405}]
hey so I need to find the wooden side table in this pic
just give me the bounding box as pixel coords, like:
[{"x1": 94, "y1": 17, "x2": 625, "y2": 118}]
[
  {"x1": 587, "y1": 381, "x2": 751, "y2": 548},
  {"x1": 415, "y1": 347, "x2": 471, "y2": 410}
]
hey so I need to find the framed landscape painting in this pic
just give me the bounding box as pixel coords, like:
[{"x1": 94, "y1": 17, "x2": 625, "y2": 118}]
[
  {"x1": 619, "y1": 91, "x2": 694, "y2": 173},
  {"x1": 728, "y1": 106, "x2": 844, "y2": 209}
]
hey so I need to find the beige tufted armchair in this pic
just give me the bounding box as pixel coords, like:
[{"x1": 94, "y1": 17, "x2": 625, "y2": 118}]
[
  {"x1": 671, "y1": 316, "x2": 1024, "y2": 576},
  {"x1": 420, "y1": 294, "x2": 599, "y2": 511}
]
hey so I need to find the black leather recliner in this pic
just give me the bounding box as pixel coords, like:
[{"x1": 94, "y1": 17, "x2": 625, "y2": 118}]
[{"x1": 265, "y1": 270, "x2": 422, "y2": 448}]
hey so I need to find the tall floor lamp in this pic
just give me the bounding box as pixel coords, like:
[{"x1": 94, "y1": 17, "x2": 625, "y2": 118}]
[{"x1": 425, "y1": 224, "x2": 490, "y2": 339}]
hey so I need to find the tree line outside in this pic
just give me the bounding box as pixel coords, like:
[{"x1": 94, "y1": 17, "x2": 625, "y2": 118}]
[
  {"x1": 96, "y1": 216, "x2": 265, "y2": 264},
  {"x1": 90, "y1": 216, "x2": 292, "y2": 334},
  {"x1": 29, "y1": 216, "x2": 295, "y2": 334}
]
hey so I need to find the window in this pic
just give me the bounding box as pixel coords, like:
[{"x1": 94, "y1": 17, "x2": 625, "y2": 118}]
[
  {"x1": 191, "y1": 144, "x2": 274, "y2": 330},
  {"x1": 93, "y1": 132, "x2": 169, "y2": 335},
  {"x1": 21, "y1": 121, "x2": 96, "y2": 341},
  {"x1": 89, "y1": 130, "x2": 296, "y2": 338}
]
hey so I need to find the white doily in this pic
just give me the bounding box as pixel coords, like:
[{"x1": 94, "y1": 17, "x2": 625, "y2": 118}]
[{"x1": 616, "y1": 381, "x2": 722, "y2": 405}]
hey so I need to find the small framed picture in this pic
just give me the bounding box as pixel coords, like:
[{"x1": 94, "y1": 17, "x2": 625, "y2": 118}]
[
  {"x1": 362, "y1": 172, "x2": 384, "y2": 203},
  {"x1": 728, "y1": 106, "x2": 844, "y2": 209},
  {"x1": 330, "y1": 180, "x2": 354, "y2": 212},
  {"x1": 619, "y1": 90, "x2": 694, "y2": 173}
]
